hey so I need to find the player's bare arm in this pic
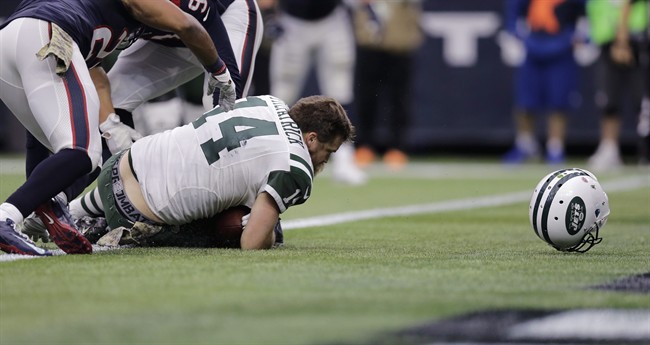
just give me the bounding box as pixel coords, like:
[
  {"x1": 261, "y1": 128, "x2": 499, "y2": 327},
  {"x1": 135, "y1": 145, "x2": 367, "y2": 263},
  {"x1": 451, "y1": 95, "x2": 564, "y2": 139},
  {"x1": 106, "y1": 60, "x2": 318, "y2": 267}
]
[
  {"x1": 89, "y1": 67, "x2": 114, "y2": 124},
  {"x1": 241, "y1": 193, "x2": 280, "y2": 250},
  {"x1": 90, "y1": 66, "x2": 143, "y2": 153},
  {"x1": 121, "y1": 0, "x2": 219, "y2": 67}
]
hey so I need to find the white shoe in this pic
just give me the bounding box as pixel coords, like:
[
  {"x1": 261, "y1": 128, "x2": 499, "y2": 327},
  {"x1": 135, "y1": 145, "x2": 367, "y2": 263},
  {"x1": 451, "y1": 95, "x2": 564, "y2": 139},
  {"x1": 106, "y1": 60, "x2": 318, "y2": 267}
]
[
  {"x1": 181, "y1": 101, "x2": 208, "y2": 125},
  {"x1": 331, "y1": 143, "x2": 367, "y2": 186},
  {"x1": 588, "y1": 142, "x2": 623, "y2": 172},
  {"x1": 133, "y1": 97, "x2": 185, "y2": 135},
  {"x1": 332, "y1": 163, "x2": 367, "y2": 186}
]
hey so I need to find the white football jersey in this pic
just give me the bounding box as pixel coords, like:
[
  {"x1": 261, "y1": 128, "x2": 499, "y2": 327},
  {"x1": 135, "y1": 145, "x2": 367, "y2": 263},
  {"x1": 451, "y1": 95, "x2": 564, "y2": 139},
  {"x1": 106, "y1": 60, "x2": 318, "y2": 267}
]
[{"x1": 129, "y1": 95, "x2": 313, "y2": 225}]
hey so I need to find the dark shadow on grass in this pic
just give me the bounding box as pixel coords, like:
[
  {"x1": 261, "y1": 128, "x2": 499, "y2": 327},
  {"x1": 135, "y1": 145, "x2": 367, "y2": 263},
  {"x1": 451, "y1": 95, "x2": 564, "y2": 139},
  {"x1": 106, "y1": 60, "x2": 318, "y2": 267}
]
[{"x1": 590, "y1": 272, "x2": 650, "y2": 294}]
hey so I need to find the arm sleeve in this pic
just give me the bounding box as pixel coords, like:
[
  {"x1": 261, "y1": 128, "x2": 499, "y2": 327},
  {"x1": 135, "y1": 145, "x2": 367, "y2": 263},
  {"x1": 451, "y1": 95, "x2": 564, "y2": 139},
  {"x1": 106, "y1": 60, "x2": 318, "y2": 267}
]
[
  {"x1": 263, "y1": 168, "x2": 312, "y2": 213},
  {"x1": 203, "y1": 12, "x2": 243, "y2": 104}
]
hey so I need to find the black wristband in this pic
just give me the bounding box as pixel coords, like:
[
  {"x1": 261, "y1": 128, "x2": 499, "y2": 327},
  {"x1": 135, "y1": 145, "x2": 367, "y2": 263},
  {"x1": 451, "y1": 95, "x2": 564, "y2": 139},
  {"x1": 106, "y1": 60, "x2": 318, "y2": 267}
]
[{"x1": 204, "y1": 59, "x2": 226, "y2": 75}]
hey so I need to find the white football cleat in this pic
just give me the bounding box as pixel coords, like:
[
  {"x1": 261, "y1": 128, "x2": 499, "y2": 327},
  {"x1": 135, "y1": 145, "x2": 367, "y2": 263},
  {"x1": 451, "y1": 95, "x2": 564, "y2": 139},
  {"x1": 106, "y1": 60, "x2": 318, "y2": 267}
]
[
  {"x1": 588, "y1": 141, "x2": 623, "y2": 172},
  {"x1": 331, "y1": 142, "x2": 367, "y2": 186}
]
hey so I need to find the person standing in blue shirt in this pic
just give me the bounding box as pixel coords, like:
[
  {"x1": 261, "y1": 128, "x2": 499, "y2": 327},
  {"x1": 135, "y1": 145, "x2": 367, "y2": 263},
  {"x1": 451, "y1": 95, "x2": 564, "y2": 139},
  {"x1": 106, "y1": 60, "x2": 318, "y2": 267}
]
[{"x1": 503, "y1": 0, "x2": 586, "y2": 165}]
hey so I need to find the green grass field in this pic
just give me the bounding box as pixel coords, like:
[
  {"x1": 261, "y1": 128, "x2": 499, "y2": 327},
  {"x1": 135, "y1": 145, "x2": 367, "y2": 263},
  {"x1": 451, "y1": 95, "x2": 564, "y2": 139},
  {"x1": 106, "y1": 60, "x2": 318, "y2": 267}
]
[{"x1": 0, "y1": 156, "x2": 648, "y2": 344}]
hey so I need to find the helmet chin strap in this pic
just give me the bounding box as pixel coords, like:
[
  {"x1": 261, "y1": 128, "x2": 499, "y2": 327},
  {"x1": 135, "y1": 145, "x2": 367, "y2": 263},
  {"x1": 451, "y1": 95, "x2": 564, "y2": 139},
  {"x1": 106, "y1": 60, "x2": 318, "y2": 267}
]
[{"x1": 559, "y1": 223, "x2": 603, "y2": 253}]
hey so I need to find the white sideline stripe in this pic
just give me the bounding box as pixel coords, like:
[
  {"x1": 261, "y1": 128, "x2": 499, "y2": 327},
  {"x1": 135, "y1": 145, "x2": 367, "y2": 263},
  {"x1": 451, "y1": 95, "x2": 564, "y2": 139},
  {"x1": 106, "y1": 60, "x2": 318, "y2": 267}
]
[
  {"x1": 0, "y1": 245, "x2": 116, "y2": 262},
  {"x1": 283, "y1": 175, "x2": 649, "y2": 230},
  {"x1": 424, "y1": 309, "x2": 650, "y2": 344},
  {"x1": 1, "y1": 175, "x2": 647, "y2": 262},
  {"x1": 508, "y1": 309, "x2": 650, "y2": 340},
  {"x1": 283, "y1": 191, "x2": 533, "y2": 230}
]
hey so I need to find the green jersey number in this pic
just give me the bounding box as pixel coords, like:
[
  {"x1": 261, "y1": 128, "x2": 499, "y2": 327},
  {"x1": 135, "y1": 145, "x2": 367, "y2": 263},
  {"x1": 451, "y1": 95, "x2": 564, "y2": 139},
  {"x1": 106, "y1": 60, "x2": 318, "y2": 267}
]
[{"x1": 193, "y1": 97, "x2": 279, "y2": 165}]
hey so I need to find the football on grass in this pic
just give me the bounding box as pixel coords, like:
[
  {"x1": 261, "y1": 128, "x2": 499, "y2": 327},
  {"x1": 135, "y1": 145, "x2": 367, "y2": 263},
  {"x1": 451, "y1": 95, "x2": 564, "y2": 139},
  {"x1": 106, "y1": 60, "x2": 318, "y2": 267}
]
[{"x1": 211, "y1": 205, "x2": 251, "y2": 248}]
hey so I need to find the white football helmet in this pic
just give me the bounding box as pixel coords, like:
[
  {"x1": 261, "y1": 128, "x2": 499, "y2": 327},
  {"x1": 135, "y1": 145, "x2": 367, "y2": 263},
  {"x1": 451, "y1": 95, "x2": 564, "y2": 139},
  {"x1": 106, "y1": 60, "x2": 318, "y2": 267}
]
[{"x1": 529, "y1": 168, "x2": 610, "y2": 253}]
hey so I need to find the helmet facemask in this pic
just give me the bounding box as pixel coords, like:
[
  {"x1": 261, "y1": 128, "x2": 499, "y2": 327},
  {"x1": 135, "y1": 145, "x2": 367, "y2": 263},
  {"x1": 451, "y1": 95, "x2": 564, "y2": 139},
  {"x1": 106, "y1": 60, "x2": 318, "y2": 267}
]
[
  {"x1": 562, "y1": 204, "x2": 609, "y2": 253},
  {"x1": 559, "y1": 218, "x2": 604, "y2": 253}
]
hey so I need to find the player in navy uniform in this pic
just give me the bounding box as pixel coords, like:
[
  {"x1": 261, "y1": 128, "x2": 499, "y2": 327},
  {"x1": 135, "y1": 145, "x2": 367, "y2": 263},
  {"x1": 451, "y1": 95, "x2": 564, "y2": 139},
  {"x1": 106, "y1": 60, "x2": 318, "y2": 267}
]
[
  {"x1": 18, "y1": 0, "x2": 264, "y2": 245},
  {"x1": 0, "y1": 0, "x2": 235, "y2": 256},
  {"x1": 97, "y1": 0, "x2": 263, "y2": 157}
]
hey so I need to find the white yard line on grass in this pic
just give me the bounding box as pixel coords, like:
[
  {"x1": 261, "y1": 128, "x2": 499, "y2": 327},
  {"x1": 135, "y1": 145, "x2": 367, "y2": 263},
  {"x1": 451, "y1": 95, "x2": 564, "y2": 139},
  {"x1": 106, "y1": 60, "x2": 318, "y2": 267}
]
[
  {"x1": 283, "y1": 175, "x2": 648, "y2": 230},
  {"x1": 508, "y1": 309, "x2": 650, "y2": 341},
  {"x1": 1, "y1": 175, "x2": 648, "y2": 262}
]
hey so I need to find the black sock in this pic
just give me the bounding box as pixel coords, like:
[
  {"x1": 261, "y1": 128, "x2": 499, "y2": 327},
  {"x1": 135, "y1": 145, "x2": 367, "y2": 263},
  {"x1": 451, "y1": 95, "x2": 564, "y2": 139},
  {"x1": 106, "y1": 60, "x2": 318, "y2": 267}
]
[
  {"x1": 7, "y1": 149, "x2": 92, "y2": 218},
  {"x1": 64, "y1": 166, "x2": 101, "y2": 202},
  {"x1": 25, "y1": 131, "x2": 51, "y2": 178}
]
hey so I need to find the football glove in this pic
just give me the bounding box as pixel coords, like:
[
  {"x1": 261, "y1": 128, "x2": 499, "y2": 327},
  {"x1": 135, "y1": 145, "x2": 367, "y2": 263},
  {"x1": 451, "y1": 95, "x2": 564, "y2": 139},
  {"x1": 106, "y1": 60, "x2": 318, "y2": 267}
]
[
  {"x1": 207, "y1": 68, "x2": 236, "y2": 112},
  {"x1": 273, "y1": 220, "x2": 283, "y2": 247},
  {"x1": 99, "y1": 113, "x2": 143, "y2": 154}
]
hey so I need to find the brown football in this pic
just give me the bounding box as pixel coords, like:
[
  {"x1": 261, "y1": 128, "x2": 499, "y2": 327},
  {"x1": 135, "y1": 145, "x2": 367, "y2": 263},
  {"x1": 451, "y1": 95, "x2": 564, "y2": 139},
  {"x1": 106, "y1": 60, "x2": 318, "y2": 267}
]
[{"x1": 211, "y1": 205, "x2": 251, "y2": 248}]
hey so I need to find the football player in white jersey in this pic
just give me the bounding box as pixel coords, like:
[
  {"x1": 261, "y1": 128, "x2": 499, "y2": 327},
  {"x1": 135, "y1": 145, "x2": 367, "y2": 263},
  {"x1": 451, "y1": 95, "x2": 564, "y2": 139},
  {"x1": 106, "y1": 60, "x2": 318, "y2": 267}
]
[{"x1": 70, "y1": 95, "x2": 354, "y2": 249}]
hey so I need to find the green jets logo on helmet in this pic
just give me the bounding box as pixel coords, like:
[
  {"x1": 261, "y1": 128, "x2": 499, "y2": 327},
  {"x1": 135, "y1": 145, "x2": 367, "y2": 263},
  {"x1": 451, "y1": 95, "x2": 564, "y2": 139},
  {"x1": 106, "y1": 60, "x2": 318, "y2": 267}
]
[{"x1": 566, "y1": 197, "x2": 586, "y2": 235}]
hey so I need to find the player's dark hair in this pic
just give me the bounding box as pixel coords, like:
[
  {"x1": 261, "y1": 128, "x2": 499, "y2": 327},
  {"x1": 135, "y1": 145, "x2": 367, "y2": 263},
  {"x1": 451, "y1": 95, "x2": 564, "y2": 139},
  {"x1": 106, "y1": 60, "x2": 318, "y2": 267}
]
[{"x1": 289, "y1": 95, "x2": 355, "y2": 143}]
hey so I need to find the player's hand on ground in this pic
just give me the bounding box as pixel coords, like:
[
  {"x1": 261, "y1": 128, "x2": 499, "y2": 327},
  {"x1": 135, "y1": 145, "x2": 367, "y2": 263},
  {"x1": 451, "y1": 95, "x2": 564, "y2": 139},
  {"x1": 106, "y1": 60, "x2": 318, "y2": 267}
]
[
  {"x1": 207, "y1": 68, "x2": 236, "y2": 112},
  {"x1": 100, "y1": 113, "x2": 143, "y2": 154},
  {"x1": 241, "y1": 213, "x2": 283, "y2": 248}
]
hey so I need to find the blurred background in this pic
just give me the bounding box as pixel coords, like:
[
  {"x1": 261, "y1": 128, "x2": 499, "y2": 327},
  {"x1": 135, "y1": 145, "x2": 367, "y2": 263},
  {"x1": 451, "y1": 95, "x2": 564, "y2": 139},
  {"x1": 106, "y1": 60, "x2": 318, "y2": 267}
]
[{"x1": 0, "y1": 0, "x2": 647, "y2": 164}]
